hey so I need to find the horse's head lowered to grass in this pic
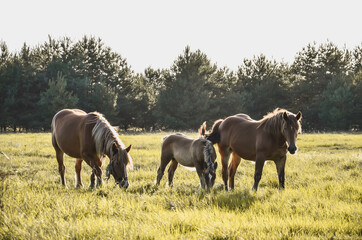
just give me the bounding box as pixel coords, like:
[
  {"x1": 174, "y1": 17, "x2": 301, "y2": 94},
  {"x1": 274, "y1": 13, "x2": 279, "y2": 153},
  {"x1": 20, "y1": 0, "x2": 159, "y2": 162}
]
[{"x1": 106, "y1": 143, "x2": 132, "y2": 188}]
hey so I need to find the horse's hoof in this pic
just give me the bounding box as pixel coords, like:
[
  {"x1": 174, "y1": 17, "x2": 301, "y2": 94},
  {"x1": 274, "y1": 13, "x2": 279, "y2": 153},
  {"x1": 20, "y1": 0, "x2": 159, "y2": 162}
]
[{"x1": 153, "y1": 180, "x2": 160, "y2": 186}]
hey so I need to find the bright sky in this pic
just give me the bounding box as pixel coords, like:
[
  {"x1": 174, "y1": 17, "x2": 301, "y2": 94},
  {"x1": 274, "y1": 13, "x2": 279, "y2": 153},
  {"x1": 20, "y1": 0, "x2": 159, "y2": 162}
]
[{"x1": 1, "y1": 0, "x2": 361, "y2": 73}]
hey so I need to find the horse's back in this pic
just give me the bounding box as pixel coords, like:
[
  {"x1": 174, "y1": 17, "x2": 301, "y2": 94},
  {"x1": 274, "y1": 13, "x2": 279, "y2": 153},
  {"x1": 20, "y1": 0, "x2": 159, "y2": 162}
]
[
  {"x1": 52, "y1": 109, "x2": 88, "y2": 158},
  {"x1": 162, "y1": 134, "x2": 206, "y2": 167},
  {"x1": 233, "y1": 113, "x2": 256, "y2": 122},
  {"x1": 52, "y1": 109, "x2": 87, "y2": 134},
  {"x1": 220, "y1": 114, "x2": 257, "y2": 133}
]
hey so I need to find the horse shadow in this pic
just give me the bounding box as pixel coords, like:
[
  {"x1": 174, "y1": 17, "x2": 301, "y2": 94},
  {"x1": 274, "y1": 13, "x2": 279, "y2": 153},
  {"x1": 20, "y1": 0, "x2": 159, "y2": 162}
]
[{"x1": 206, "y1": 185, "x2": 257, "y2": 211}]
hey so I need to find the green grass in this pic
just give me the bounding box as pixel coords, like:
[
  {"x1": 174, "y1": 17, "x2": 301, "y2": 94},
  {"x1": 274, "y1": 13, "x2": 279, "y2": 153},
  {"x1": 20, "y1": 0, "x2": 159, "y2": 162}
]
[{"x1": 0, "y1": 133, "x2": 361, "y2": 239}]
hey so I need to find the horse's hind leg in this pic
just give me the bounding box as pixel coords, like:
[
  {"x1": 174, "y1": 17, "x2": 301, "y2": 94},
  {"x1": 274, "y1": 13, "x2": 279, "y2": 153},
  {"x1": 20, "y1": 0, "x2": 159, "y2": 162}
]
[
  {"x1": 219, "y1": 144, "x2": 231, "y2": 190},
  {"x1": 56, "y1": 151, "x2": 66, "y2": 186},
  {"x1": 52, "y1": 135, "x2": 66, "y2": 186},
  {"x1": 167, "y1": 160, "x2": 178, "y2": 187},
  {"x1": 75, "y1": 158, "x2": 84, "y2": 188},
  {"x1": 228, "y1": 153, "x2": 241, "y2": 190},
  {"x1": 156, "y1": 154, "x2": 172, "y2": 185}
]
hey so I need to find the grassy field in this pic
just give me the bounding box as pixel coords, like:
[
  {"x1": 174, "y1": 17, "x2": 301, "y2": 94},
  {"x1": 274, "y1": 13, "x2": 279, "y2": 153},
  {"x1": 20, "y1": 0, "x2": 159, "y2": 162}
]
[{"x1": 0, "y1": 132, "x2": 361, "y2": 239}]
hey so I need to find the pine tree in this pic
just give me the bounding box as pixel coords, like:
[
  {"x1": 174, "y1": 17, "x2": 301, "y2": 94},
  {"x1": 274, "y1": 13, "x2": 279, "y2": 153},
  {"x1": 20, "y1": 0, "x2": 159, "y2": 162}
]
[
  {"x1": 156, "y1": 46, "x2": 216, "y2": 129},
  {"x1": 37, "y1": 73, "x2": 78, "y2": 129}
]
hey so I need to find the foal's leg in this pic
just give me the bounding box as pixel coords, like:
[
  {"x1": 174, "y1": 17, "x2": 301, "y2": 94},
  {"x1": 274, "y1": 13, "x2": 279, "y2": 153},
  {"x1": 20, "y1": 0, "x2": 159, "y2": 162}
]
[
  {"x1": 195, "y1": 163, "x2": 207, "y2": 190},
  {"x1": 219, "y1": 144, "x2": 231, "y2": 190},
  {"x1": 228, "y1": 153, "x2": 241, "y2": 190},
  {"x1": 167, "y1": 160, "x2": 178, "y2": 187},
  {"x1": 275, "y1": 155, "x2": 286, "y2": 190},
  {"x1": 252, "y1": 153, "x2": 266, "y2": 191},
  {"x1": 75, "y1": 158, "x2": 84, "y2": 188},
  {"x1": 156, "y1": 155, "x2": 172, "y2": 185}
]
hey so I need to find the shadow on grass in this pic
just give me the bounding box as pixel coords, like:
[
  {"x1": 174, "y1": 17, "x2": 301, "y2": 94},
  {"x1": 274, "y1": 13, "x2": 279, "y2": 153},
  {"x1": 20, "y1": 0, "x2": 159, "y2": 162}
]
[
  {"x1": 208, "y1": 189, "x2": 257, "y2": 211},
  {"x1": 0, "y1": 169, "x2": 16, "y2": 180},
  {"x1": 127, "y1": 182, "x2": 159, "y2": 195}
]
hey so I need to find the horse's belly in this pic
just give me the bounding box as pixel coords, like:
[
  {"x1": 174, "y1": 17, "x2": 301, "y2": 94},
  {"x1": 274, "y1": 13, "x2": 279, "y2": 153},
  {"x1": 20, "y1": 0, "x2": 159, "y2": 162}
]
[
  {"x1": 54, "y1": 128, "x2": 82, "y2": 158},
  {"x1": 173, "y1": 151, "x2": 195, "y2": 167},
  {"x1": 235, "y1": 151, "x2": 256, "y2": 161},
  {"x1": 231, "y1": 141, "x2": 256, "y2": 161},
  {"x1": 56, "y1": 138, "x2": 82, "y2": 158}
]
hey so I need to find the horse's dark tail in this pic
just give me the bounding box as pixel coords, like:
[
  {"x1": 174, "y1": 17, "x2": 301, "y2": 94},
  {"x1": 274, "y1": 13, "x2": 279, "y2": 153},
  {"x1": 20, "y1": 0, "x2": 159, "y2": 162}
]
[
  {"x1": 203, "y1": 140, "x2": 215, "y2": 174},
  {"x1": 199, "y1": 119, "x2": 223, "y2": 144}
]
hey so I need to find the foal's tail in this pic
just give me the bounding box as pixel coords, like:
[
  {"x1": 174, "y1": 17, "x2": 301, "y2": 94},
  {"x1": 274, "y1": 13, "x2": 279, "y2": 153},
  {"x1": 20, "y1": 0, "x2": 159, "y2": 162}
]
[{"x1": 199, "y1": 119, "x2": 223, "y2": 144}]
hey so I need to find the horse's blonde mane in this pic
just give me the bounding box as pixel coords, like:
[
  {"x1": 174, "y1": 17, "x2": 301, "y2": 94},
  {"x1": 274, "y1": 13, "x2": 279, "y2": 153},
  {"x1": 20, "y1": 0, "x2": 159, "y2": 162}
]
[
  {"x1": 258, "y1": 108, "x2": 293, "y2": 134},
  {"x1": 90, "y1": 112, "x2": 133, "y2": 168}
]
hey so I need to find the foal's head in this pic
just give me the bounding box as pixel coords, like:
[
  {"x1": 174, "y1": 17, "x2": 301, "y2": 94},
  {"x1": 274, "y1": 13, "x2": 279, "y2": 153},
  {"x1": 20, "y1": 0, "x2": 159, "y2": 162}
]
[
  {"x1": 106, "y1": 142, "x2": 132, "y2": 188},
  {"x1": 281, "y1": 111, "x2": 302, "y2": 154},
  {"x1": 205, "y1": 161, "x2": 218, "y2": 189}
]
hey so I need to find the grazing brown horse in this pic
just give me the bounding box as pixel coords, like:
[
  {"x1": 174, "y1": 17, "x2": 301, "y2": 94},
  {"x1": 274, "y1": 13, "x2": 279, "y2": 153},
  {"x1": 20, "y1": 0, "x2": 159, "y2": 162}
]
[
  {"x1": 156, "y1": 133, "x2": 218, "y2": 190},
  {"x1": 51, "y1": 109, "x2": 133, "y2": 189},
  {"x1": 201, "y1": 108, "x2": 302, "y2": 191}
]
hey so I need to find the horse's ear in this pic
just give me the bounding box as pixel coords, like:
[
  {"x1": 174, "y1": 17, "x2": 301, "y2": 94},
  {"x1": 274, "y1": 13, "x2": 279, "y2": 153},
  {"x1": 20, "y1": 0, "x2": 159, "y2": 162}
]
[
  {"x1": 125, "y1": 144, "x2": 132, "y2": 153},
  {"x1": 296, "y1": 111, "x2": 302, "y2": 121},
  {"x1": 198, "y1": 122, "x2": 206, "y2": 136},
  {"x1": 112, "y1": 142, "x2": 118, "y2": 155},
  {"x1": 283, "y1": 112, "x2": 288, "y2": 121}
]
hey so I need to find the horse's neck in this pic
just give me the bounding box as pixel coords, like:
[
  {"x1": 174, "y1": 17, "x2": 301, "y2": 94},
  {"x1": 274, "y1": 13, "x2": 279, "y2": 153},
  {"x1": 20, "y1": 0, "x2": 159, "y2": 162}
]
[
  {"x1": 261, "y1": 126, "x2": 286, "y2": 146},
  {"x1": 275, "y1": 132, "x2": 287, "y2": 147}
]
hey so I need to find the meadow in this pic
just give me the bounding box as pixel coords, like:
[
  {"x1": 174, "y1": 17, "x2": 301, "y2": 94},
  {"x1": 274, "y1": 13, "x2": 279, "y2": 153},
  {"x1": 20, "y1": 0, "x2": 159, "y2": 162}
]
[{"x1": 0, "y1": 132, "x2": 361, "y2": 239}]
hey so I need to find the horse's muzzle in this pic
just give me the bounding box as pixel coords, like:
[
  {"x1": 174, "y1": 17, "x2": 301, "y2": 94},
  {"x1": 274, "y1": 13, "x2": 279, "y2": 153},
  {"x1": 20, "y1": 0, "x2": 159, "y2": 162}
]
[
  {"x1": 119, "y1": 178, "x2": 129, "y2": 189},
  {"x1": 288, "y1": 146, "x2": 297, "y2": 154}
]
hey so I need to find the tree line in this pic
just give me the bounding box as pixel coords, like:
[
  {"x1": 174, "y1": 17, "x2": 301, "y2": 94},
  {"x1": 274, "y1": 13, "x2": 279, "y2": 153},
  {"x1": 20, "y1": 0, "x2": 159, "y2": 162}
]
[{"x1": 0, "y1": 36, "x2": 361, "y2": 132}]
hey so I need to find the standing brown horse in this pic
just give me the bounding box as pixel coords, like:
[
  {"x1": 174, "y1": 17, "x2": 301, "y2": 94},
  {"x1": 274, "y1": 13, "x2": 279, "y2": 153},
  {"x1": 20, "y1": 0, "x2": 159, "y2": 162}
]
[
  {"x1": 51, "y1": 109, "x2": 133, "y2": 189},
  {"x1": 201, "y1": 108, "x2": 302, "y2": 191},
  {"x1": 156, "y1": 133, "x2": 218, "y2": 190}
]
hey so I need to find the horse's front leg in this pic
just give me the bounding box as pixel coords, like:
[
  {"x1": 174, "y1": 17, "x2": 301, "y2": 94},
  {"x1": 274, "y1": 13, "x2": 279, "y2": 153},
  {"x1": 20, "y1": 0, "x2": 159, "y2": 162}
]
[
  {"x1": 275, "y1": 155, "x2": 286, "y2": 190},
  {"x1": 195, "y1": 163, "x2": 207, "y2": 189},
  {"x1": 82, "y1": 153, "x2": 103, "y2": 188},
  {"x1": 252, "y1": 153, "x2": 266, "y2": 191},
  {"x1": 90, "y1": 166, "x2": 103, "y2": 188},
  {"x1": 90, "y1": 171, "x2": 96, "y2": 188}
]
